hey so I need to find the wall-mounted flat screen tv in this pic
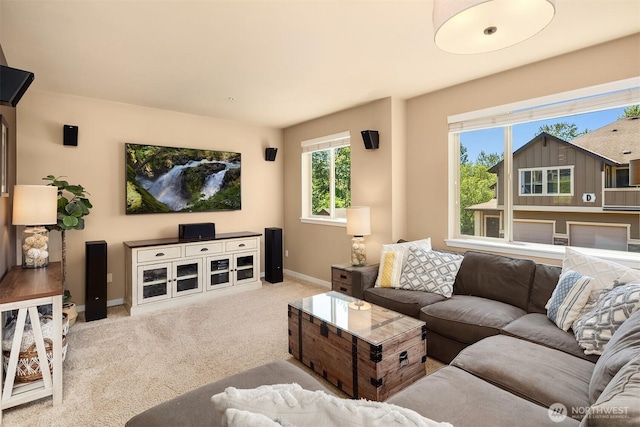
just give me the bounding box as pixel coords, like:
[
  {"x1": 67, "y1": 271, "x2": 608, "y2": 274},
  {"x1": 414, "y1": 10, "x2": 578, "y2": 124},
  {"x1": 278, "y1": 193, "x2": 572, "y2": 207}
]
[{"x1": 125, "y1": 143, "x2": 241, "y2": 214}]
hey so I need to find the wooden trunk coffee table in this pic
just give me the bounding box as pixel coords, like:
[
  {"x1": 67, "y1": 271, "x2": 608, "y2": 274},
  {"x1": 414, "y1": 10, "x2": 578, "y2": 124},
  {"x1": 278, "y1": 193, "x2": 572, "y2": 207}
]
[{"x1": 288, "y1": 291, "x2": 426, "y2": 401}]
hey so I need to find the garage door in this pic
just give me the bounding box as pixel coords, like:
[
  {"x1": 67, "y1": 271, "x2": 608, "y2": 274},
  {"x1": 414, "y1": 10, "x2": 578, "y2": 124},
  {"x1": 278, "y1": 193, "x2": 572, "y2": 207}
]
[
  {"x1": 570, "y1": 224, "x2": 628, "y2": 251},
  {"x1": 513, "y1": 221, "x2": 553, "y2": 245}
]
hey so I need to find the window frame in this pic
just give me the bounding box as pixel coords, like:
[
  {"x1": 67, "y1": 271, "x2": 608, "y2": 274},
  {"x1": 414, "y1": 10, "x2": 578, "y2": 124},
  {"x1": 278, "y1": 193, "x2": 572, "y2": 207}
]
[
  {"x1": 518, "y1": 166, "x2": 574, "y2": 196},
  {"x1": 300, "y1": 131, "x2": 351, "y2": 226},
  {"x1": 445, "y1": 77, "x2": 640, "y2": 268}
]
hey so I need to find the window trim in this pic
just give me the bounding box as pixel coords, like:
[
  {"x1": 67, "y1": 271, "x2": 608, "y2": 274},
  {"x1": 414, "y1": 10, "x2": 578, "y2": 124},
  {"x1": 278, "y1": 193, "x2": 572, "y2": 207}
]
[
  {"x1": 447, "y1": 77, "x2": 640, "y2": 267},
  {"x1": 300, "y1": 131, "x2": 351, "y2": 225},
  {"x1": 518, "y1": 166, "x2": 574, "y2": 196}
]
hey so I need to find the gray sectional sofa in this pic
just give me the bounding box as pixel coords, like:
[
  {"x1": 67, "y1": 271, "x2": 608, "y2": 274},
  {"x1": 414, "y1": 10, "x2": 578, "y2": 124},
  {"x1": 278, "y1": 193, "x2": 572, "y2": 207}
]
[{"x1": 127, "y1": 251, "x2": 640, "y2": 427}]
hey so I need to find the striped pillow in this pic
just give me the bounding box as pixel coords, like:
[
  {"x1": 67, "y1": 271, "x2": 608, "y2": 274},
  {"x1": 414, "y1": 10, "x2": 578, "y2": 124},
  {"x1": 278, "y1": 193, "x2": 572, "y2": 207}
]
[
  {"x1": 546, "y1": 269, "x2": 594, "y2": 331},
  {"x1": 377, "y1": 251, "x2": 404, "y2": 288}
]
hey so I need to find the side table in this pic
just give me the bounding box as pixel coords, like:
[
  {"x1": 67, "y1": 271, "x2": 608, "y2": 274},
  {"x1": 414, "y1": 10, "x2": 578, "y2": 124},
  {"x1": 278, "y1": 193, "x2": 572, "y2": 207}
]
[
  {"x1": 0, "y1": 262, "x2": 63, "y2": 421},
  {"x1": 331, "y1": 262, "x2": 379, "y2": 299}
]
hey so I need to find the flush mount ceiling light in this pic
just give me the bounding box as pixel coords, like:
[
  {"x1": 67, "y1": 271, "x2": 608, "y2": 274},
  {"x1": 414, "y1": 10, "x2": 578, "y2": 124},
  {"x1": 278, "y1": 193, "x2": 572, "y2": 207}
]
[{"x1": 433, "y1": 0, "x2": 556, "y2": 54}]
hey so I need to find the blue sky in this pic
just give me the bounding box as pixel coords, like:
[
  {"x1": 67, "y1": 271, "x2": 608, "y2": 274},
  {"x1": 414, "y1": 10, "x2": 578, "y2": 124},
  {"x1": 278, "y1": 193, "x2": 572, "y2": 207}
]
[{"x1": 461, "y1": 106, "x2": 628, "y2": 163}]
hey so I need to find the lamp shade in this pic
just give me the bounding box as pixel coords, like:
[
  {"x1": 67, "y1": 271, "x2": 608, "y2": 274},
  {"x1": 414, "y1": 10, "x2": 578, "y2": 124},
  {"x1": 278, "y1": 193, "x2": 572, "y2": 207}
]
[
  {"x1": 433, "y1": 0, "x2": 556, "y2": 54},
  {"x1": 346, "y1": 206, "x2": 371, "y2": 236},
  {"x1": 630, "y1": 159, "x2": 640, "y2": 186},
  {"x1": 12, "y1": 185, "x2": 58, "y2": 225}
]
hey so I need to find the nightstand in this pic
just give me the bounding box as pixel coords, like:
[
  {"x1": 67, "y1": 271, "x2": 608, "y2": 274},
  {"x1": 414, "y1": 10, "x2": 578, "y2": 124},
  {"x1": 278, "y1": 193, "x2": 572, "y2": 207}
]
[{"x1": 331, "y1": 263, "x2": 379, "y2": 299}]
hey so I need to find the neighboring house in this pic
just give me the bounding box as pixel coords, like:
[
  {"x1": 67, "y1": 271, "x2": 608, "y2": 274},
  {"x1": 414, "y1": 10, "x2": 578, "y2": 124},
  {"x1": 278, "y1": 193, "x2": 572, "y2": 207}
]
[{"x1": 468, "y1": 116, "x2": 640, "y2": 252}]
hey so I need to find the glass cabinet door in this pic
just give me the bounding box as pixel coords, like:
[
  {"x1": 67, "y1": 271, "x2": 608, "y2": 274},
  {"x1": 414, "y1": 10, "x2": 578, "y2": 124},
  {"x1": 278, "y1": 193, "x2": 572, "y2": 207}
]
[
  {"x1": 234, "y1": 252, "x2": 257, "y2": 285},
  {"x1": 137, "y1": 263, "x2": 171, "y2": 304},
  {"x1": 173, "y1": 259, "x2": 203, "y2": 296},
  {"x1": 206, "y1": 255, "x2": 232, "y2": 290}
]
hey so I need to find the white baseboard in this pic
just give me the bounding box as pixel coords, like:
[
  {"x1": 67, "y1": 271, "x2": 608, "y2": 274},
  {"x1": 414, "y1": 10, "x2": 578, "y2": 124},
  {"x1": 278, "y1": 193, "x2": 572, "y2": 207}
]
[{"x1": 283, "y1": 269, "x2": 331, "y2": 288}]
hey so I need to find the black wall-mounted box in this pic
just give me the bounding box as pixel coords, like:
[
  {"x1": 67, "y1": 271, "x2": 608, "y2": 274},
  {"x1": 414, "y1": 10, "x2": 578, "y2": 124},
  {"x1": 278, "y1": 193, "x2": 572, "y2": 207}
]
[{"x1": 179, "y1": 223, "x2": 216, "y2": 241}]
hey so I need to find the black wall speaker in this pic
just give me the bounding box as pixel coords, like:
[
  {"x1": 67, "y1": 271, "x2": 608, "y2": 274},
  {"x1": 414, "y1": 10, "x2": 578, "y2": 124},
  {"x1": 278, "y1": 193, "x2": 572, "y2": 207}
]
[
  {"x1": 0, "y1": 65, "x2": 34, "y2": 107},
  {"x1": 63, "y1": 125, "x2": 78, "y2": 146},
  {"x1": 361, "y1": 130, "x2": 379, "y2": 149},
  {"x1": 265, "y1": 147, "x2": 278, "y2": 161},
  {"x1": 265, "y1": 227, "x2": 283, "y2": 283},
  {"x1": 179, "y1": 222, "x2": 216, "y2": 241},
  {"x1": 85, "y1": 240, "x2": 108, "y2": 322}
]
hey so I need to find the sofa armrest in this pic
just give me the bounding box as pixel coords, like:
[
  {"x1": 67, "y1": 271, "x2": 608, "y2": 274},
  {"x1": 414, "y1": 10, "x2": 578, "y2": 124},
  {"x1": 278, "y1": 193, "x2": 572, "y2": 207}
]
[{"x1": 353, "y1": 264, "x2": 379, "y2": 299}]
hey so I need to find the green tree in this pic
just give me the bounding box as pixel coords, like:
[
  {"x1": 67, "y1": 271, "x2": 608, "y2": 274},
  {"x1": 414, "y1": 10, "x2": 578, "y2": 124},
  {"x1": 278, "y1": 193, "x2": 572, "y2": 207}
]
[
  {"x1": 459, "y1": 162, "x2": 496, "y2": 236},
  {"x1": 476, "y1": 151, "x2": 502, "y2": 168},
  {"x1": 536, "y1": 122, "x2": 589, "y2": 141},
  {"x1": 621, "y1": 104, "x2": 640, "y2": 118},
  {"x1": 310, "y1": 147, "x2": 351, "y2": 215},
  {"x1": 460, "y1": 145, "x2": 469, "y2": 165}
]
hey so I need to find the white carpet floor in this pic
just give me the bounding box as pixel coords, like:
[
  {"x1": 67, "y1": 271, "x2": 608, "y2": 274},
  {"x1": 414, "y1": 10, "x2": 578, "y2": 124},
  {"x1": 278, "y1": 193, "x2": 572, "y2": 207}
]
[{"x1": 2, "y1": 276, "x2": 443, "y2": 426}]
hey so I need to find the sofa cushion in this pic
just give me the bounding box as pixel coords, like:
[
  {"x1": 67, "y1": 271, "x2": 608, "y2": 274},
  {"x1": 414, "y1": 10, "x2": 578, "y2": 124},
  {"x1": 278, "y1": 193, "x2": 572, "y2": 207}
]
[
  {"x1": 546, "y1": 269, "x2": 594, "y2": 331},
  {"x1": 212, "y1": 383, "x2": 453, "y2": 427},
  {"x1": 573, "y1": 281, "x2": 640, "y2": 356},
  {"x1": 529, "y1": 263, "x2": 563, "y2": 313},
  {"x1": 364, "y1": 287, "x2": 446, "y2": 318},
  {"x1": 451, "y1": 335, "x2": 593, "y2": 416},
  {"x1": 453, "y1": 251, "x2": 535, "y2": 311},
  {"x1": 580, "y1": 356, "x2": 640, "y2": 427},
  {"x1": 501, "y1": 313, "x2": 598, "y2": 362},
  {"x1": 399, "y1": 247, "x2": 463, "y2": 297},
  {"x1": 420, "y1": 295, "x2": 526, "y2": 345},
  {"x1": 386, "y1": 365, "x2": 580, "y2": 427},
  {"x1": 589, "y1": 309, "x2": 640, "y2": 404},
  {"x1": 125, "y1": 360, "x2": 332, "y2": 427}
]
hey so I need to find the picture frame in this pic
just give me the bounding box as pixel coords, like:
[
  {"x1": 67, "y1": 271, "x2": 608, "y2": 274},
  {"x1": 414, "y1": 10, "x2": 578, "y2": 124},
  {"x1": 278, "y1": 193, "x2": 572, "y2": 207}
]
[
  {"x1": 125, "y1": 142, "x2": 241, "y2": 214},
  {"x1": 0, "y1": 115, "x2": 8, "y2": 197}
]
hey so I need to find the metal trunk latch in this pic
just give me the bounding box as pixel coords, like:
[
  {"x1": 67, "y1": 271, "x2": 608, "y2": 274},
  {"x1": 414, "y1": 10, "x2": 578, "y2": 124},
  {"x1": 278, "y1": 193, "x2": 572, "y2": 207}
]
[{"x1": 399, "y1": 351, "x2": 409, "y2": 368}]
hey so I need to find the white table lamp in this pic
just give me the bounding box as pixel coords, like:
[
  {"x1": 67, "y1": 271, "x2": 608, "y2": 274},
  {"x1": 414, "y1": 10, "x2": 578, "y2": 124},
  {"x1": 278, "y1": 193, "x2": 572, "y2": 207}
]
[
  {"x1": 347, "y1": 206, "x2": 371, "y2": 266},
  {"x1": 12, "y1": 185, "x2": 58, "y2": 268}
]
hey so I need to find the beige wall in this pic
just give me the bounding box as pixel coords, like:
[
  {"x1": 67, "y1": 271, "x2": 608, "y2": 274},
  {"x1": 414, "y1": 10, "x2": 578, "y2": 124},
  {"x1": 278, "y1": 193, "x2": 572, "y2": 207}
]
[
  {"x1": 16, "y1": 90, "x2": 283, "y2": 305},
  {"x1": 282, "y1": 34, "x2": 640, "y2": 281},
  {"x1": 283, "y1": 97, "x2": 404, "y2": 282},
  {"x1": 406, "y1": 34, "x2": 640, "y2": 265}
]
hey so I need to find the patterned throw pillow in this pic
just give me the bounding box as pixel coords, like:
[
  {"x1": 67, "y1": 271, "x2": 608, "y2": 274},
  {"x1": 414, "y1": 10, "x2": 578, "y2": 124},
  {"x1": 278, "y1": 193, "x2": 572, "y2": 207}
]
[
  {"x1": 398, "y1": 247, "x2": 463, "y2": 297},
  {"x1": 374, "y1": 238, "x2": 432, "y2": 289},
  {"x1": 573, "y1": 281, "x2": 640, "y2": 355},
  {"x1": 562, "y1": 247, "x2": 640, "y2": 316},
  {"x1": 546, "y1": 269, "x2": 594, "y2": 331}
]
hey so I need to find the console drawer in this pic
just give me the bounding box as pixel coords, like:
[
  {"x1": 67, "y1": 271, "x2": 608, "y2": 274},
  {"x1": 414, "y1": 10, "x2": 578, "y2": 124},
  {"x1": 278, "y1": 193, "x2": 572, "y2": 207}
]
[
  {"x1": 185, "y1": 242, "x2": 223, "y2": 257},
  {"x1": 137, "y1": 246, "x2": 182, "y2": 263},
  {"x1": 225, "y1": 239, "x2": 257, "y2": 252}
]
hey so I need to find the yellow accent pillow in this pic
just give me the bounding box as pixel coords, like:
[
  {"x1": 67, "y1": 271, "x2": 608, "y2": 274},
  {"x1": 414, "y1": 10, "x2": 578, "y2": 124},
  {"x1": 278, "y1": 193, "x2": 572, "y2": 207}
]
[{"x1": 374, "y1": 238, "x2": 432, "y2": 288}]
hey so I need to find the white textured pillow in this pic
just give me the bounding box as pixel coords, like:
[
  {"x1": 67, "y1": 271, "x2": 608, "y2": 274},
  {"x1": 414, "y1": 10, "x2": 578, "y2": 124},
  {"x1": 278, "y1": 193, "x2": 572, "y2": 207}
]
[
  {"x1": 399, "y1": 247, "x2": 462, "y2": 297},
  {"x1": 573, "y1": 281, "x2": 640, "y2": 355},
  {"x1": 211, "y1": 383, "x2": 453, "y2": 427},
  {"x1": 375, "y1": 238, "x2": 432, "y2": 288},
  {"x1": 546, "y1": 269, "x2": 594, "y2": 331},
  {"x1": 224, "y1": 408, "x2": 283, "y2": 427},
  {"x1": 563, "y1": 247, "x2": 640, "y2": 312}
]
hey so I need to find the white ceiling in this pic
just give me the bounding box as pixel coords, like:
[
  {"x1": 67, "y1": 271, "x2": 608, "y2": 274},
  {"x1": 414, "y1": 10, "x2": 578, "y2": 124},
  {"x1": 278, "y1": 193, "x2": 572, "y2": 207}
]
[{"x1": 1, "y1": 1, "x2": 639, "y2": 128}]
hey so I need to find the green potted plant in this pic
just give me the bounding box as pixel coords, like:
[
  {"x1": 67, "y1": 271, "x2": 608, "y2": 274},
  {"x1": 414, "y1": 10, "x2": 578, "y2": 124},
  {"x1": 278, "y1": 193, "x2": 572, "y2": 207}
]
[{"x1": 43, "y1": 175, "x2": 92, "y2": 326}]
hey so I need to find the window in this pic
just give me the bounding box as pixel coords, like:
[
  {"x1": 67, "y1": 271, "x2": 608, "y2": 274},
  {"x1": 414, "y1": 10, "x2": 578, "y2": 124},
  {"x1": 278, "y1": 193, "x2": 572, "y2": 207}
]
[
  {"x1": 449, "y1": 78, "x2": 640, "y2": 260},
  {"x1": 519, "y1": 167, "x2": 573, "y2": 196},
  {"x1": 301, "y1": 131, "x2": 351, "y2": 223}
]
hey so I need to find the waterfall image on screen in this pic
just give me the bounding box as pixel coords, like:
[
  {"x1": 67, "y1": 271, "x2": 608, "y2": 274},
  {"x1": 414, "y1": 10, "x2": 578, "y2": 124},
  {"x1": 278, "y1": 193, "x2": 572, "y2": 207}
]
[{"x1": 125, "y1": 143, "x2": 241, "y2": 214}]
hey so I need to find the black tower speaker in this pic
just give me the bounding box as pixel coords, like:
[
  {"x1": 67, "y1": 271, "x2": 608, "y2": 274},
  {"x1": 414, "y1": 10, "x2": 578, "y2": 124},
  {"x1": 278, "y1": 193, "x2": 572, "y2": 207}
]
[
  {"x1": 361, "y1": 130, "x2": 379, "y2": 149},
  {"x1": 265, "y1": 227, "x2": 283, "y2": 283},
  {"x1": 85, "y1": 240, "x2": 108, "y2": 321},
  {"x1": 265, "y1": 147, "x2": 278, "y2": 161},
  {"x1": 64, "y1": 125, "x2": 78, "y2": 146}
]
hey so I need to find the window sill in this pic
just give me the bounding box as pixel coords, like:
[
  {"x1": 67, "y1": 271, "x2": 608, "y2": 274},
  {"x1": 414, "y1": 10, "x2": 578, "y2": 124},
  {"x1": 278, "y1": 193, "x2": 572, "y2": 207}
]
[
  {"x1": 445, "y1": 238, "x2": 640, "y2": 269},
  {"x1": 300, "y1": 217, "x2": 347, "y2": 228}
]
